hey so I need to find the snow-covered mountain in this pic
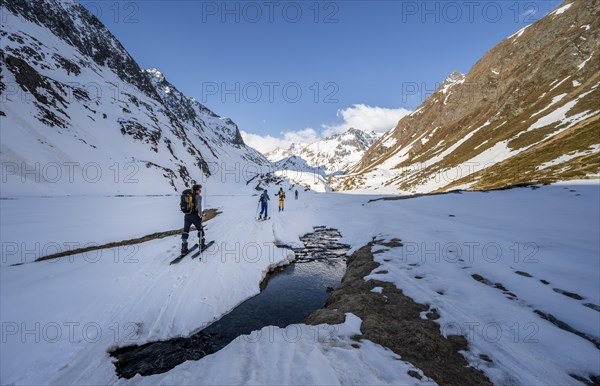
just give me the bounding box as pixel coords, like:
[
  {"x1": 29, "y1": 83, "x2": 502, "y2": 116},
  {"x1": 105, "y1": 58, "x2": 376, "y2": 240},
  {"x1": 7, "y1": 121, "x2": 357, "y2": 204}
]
[
  {"x1": 264, "y1": 142, "x2": 308, "y2": 164},
  {"x1": 270, "y1": 155, "x2": 331, "y2": 192},
  {"x1": 332, "y1": 0, "x2": 599, "y2": 194},
  {"x1": 272, "y1": 155, "x2": 325, "y2": 175},
  {"x1": 265, "y1": 128, "x2": 379, "y2": 175},
  {"x1": 0, "y1": 0, "x2": 268, "y2": 197}
]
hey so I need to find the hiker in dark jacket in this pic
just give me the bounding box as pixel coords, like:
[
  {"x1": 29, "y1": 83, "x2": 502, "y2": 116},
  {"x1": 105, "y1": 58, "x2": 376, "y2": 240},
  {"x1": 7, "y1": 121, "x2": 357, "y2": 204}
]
[
  {"x1": 181, "y1": 184, "x2": 205, "y2": 254},
  {"x1": 258, "y1": 190, "x2": 270, "y2": 220}
]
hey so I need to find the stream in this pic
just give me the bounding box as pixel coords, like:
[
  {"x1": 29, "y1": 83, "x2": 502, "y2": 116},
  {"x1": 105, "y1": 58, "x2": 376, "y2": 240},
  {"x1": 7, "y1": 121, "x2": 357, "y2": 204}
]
[{"x1": 110, "y1": 226, "x2": 350, "y2": 379}]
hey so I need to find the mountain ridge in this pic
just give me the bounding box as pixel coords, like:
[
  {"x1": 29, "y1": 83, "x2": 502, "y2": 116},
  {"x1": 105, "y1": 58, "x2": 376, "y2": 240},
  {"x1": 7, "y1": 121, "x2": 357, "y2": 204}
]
[
  {"x1": 1, "y1": 0, "x2": 268, "y2": 196},
  {"x1": 332, "y1": 0, "x2": 599, "y2": 193}
]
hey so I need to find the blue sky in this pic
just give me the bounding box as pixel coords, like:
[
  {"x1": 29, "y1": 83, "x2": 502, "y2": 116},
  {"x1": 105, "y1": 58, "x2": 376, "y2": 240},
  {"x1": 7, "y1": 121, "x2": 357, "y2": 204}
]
[{"x1": 82, "y1": 0, "x2": 562, "y2": 152}]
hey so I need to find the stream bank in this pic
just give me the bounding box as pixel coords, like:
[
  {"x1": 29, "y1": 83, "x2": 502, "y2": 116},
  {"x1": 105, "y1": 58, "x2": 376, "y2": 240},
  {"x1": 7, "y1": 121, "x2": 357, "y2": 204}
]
[
  {"x1": 306, "y1": 239, "x2": 494, "y2": 386},
  {"x1": 111, "y1": 226, "x2": 350, "y2": 379}
]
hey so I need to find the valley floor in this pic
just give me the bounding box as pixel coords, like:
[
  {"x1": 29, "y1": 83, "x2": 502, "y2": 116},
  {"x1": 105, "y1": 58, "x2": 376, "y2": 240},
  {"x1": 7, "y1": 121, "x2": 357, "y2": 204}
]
[{"x1": 1, "y1": 182, "x2": 599, "y2": 385}]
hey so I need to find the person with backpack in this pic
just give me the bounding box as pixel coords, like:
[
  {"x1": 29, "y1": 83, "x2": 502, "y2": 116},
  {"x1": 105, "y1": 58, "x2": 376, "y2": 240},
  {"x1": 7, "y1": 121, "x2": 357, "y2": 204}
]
[
  {"x1": 277, "y1": 187, "x2": 286, "y2": 212},
  {"x1": 258, "y1": 190, "x2": 270, "y2": 220},
  {"x1": 180, "y1": 184, "x2": 205, "y2": 254}
]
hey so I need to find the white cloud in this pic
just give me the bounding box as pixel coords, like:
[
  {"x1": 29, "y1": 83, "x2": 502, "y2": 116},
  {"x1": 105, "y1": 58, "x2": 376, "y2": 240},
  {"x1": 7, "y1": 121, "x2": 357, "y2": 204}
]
[
  {"x1": 282, "y1": 128, "x2": 319, "y2": 144},
  {"x1": 322, "y1": 104, "x2": 412, "y2": 137},
  {"x1": 241, "y1": 128, "x2": 318, "y2": 154}
]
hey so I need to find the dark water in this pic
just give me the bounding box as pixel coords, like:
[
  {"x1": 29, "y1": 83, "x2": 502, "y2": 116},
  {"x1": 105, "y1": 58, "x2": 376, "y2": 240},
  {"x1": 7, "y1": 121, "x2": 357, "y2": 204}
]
[{"x1": 110, "y1": 226, "x2": 350, "y2": 379}]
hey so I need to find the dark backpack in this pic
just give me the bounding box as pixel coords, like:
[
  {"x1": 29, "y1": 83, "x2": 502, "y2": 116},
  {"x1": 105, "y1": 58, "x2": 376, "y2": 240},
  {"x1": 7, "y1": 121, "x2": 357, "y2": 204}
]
[{"x1": 180, "y1": 189, "x2": 195, "y2": 214}]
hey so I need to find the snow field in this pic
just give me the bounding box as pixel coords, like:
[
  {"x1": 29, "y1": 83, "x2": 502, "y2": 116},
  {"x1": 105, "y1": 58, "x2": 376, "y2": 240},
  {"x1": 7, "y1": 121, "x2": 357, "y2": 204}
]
[{"x1": 1, "y1": 182, "x2": 599, "y2": 385}]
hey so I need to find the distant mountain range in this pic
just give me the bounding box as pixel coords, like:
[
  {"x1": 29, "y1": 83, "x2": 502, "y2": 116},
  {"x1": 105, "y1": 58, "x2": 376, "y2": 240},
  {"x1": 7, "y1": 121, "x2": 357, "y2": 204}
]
[
  {"x1": 332, "y1": 0, "x2": 599, "y2": 193},
  {"x1": 265, "y1": 128, "x2": 379, "y2": 175}
]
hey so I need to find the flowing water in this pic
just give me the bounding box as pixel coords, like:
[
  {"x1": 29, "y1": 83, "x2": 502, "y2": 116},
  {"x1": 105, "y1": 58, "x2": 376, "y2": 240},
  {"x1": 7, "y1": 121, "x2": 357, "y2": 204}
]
[{"x1": 110, "y1": 226, "x2": 350, "y2": 379}]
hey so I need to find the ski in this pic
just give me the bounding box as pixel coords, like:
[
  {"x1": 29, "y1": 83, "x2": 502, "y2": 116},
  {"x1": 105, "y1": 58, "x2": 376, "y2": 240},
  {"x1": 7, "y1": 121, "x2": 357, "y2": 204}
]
[
  {"x1": 169, "y1": 244, "x2": 199, "y2": 265},
  {"x1": 257, "y1": 216, "x2": 271, "y2": 221},
  {"x1": 192, "y1": 240, "x2": 215, "y2": 259}
]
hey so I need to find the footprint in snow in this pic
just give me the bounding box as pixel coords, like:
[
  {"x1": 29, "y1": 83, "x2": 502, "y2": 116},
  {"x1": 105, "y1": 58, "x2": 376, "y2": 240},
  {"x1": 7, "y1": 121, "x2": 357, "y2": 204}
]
[
  {"x1": 514, "y1": 270, "x2": 533, "y2": 277},
  {"x1": 583, "y1": 303, "x2": 600, "y2": 312},
  {"x1": 552, "y1": 288, "x2": 584, "y2": 300}
]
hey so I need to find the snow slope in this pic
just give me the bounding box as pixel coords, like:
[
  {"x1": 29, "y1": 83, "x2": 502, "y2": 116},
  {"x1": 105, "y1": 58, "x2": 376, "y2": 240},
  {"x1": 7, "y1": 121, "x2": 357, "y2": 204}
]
[
  {"x1": 271, "y1": 156, "x2": 331, "y2": 193},
  {"x1": 1, "y1": 182, "x2": 598, "y2": 385},
  {"x1": 1, "y1": 1, "x2": 268, "y2": 197}
]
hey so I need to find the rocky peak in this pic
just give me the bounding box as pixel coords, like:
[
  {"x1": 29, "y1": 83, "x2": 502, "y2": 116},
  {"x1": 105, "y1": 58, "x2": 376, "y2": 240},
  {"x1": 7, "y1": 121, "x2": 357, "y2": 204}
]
[
  {"x1": 438, "y1": 71, "x2": 466, "y2": 93},
  {"x1": 143, "y1": 68, "x2": 246, "y2": 147},
  {"x1": 324, "y1": 128, "x2": 378, "y2": 152}
]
